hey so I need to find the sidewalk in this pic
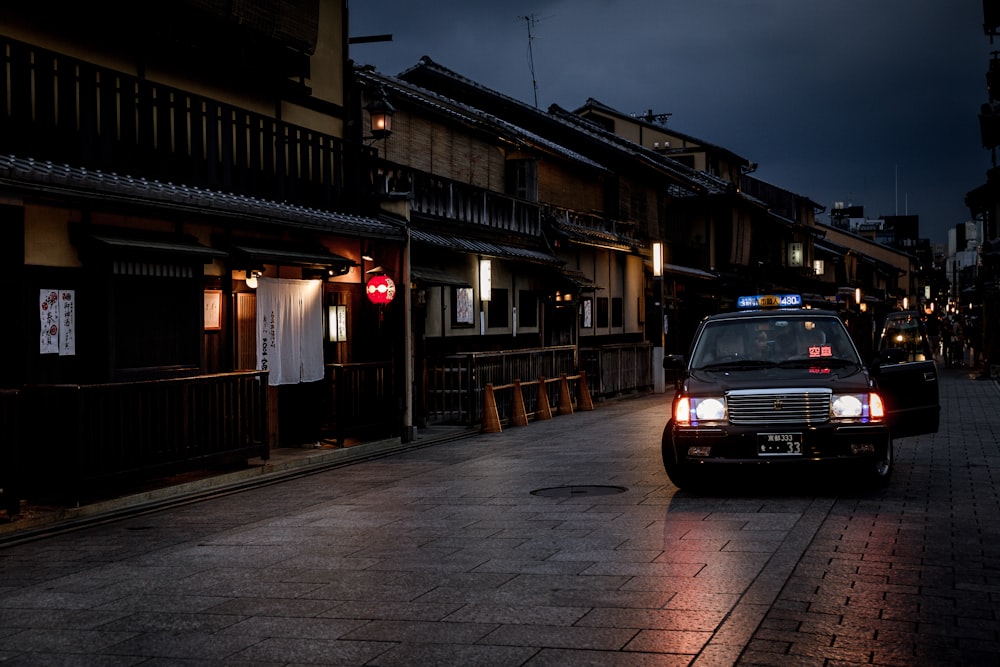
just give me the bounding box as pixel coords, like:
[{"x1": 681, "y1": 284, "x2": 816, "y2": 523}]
[{"x1": 0, "y1": 424, "x2": 477, "y2": 544}]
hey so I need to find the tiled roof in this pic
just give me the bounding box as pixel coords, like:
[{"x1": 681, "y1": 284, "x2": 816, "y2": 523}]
[
  {"x1": 356, "y1": 68, "x2": 606, "y2": 172},
  {"x1": 552, "y1": 220, "x2": 638, "y2": 252},
  {"x1": 410, "y1": 227, "x2": 562, "y2": 266},
  {"x1": 0, "y1": 154, "x2": 405, "y2": 240}
]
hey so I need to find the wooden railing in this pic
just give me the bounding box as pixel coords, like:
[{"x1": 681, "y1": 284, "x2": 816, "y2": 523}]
[
  {"x1": 324, "y1": 361, "x2": 397, "y2": 445},
  {"x1": 580, "y1": 342, "x2": 655, "y2": 397},
  {"x1": 0, "y1": 35, "x2": 359, "y2": 212},
  {"x1": 20, "y1": 371, "x2": 268, "y2": 501},
  {"x1": 376, "y1": 164, "x2": 543, "y2": 236}
]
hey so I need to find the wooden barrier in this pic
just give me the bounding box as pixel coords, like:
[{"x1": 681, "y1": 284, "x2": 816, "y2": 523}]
[
  {"x1": 578, "y1": 371, "x2": 595, "y2": 411},
  {"x1": 481, "y1": 384, "x2": 502, "y2": 433},
  {"x1": 480, "y1": 372, "x2": 595, "y2": 430},
  {"x1": 510, "y1": 380, "x2": 529, "y2": 426},
  {"x1": 557, "y1": 374, "x2": 574, "y2": 415}
]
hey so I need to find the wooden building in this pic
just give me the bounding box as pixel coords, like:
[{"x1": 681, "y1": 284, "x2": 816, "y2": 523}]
[{"x1": 0, "y1": 0, "x2": 406, "y2": 505}]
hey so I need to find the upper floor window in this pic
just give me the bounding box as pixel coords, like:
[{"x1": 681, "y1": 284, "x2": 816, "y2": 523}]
[{"x1": 506, "y1": 158, "x2": 538, "y2": 202}]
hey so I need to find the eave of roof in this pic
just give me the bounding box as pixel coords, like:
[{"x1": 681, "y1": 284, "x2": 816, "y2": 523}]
[
  {"x1": 410, "y1": 227, "x2": 562, "y2": 266},
  {"x1": 552, "y1": 220, "x2": 637, "y2": 252},
  {"x1": 0, "y1": 154, "x2": 406, "y2": 241}
]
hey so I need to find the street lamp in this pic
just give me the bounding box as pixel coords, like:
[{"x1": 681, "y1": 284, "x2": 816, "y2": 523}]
[{"x1": 365, "y1": 85, "x2": 395, "y2": 141}]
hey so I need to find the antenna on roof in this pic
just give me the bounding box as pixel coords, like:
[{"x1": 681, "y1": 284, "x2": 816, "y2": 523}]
[
  {"x1": 518, "y1": 14, "x2": 546, "y2": 108},
  {"x1": 632, "y1": 109, "x2": 672, "y2": 125}
]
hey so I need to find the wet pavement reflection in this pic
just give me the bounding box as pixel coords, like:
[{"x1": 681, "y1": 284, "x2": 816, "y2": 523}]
[{"x1": 0, "y1": 368, "x2": 996, "y2": 665}]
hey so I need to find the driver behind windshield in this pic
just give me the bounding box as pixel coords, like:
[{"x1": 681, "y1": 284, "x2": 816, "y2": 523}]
[{"x1": 711, "y1": 331, "x2": 744, "y2": 362}]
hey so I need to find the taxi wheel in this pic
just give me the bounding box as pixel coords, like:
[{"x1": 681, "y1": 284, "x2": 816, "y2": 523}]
[
  {"x1": 664, "y1": 459, "x2": 702, "y2": 491},
  {"x1": 662, "y1": 428, "x2": 702, "y2": 491},
  {"x1": 864, "y1": 440, "x2": 894, "y2": 488}
]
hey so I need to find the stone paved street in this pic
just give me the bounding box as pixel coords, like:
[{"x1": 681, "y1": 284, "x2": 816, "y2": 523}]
[
  {"x1": 738, "y1": 366, "x2": 1000, "y2": 667},
  {"x1": 0, "y1": 368, "x2": 997, "y2": 665}
]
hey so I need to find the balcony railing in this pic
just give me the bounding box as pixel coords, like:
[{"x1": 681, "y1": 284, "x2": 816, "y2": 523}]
[
  {"x1": 0, "y1": 35, "x2": 357, "y2": 211},
  {"x1": 375, "y1": 163, "x2": 543, "y2": 236}
]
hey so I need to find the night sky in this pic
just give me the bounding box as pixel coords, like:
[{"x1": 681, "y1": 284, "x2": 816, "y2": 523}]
[{"x1": 348, "y1": 0, "x2": 993, "y2": 246}]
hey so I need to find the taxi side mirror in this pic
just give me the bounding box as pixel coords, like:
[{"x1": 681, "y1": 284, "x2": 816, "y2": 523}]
[
  {"x1": 663, "y1": 354, "x2": 686, "y2": 391},
  {"x1": 663, "y1": 354, "x2": 686, "y2": 370}
]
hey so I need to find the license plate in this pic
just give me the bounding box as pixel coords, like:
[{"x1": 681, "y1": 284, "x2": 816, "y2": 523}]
[{"x1": 758, "y1": 433, "x2": 802, "y2": 456}]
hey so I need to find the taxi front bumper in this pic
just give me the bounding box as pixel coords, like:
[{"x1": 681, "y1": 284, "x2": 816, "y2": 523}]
[{"x1": 666, "y1": 421, "x2": 890, "y2": 465}]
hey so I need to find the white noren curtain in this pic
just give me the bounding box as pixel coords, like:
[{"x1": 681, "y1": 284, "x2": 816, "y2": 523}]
[{"x1": 256, "y1": 278, "x2": 324, "y2": 386}]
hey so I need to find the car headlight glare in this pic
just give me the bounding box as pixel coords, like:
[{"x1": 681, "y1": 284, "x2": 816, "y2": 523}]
[
  {"x1": 692, "y1": 397, "x2": 726, "y2": 421},
  {"x1": 831, "y1": 394, "x2": 864, "y2": 418}
]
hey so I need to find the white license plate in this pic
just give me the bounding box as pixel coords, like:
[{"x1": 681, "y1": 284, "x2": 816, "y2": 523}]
[{"x1": 758, "y1": 433, "x2": 802, "y2": 456}]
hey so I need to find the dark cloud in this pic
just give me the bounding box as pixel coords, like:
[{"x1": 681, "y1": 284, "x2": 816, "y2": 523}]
[{"x1": 349, "y1": 0, "x2": 992, "y2": 243}]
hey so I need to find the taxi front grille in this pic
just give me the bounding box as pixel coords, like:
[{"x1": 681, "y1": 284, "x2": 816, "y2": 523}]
[{"x1": 726, "y1": 389, "x2": 831, "y2": 425}]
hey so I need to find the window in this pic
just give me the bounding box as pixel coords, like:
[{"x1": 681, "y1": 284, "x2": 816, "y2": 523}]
[
  {"x1": 505, "y1": 159, "x2": 538, "y2": 201},
  {"x1": 612, "y1": 297, "x2": 623, "y2": 327},
  {"x1": 518, "y1": 290, "x2": 538, "y2": 327},
  {"x1": 487, "y1": 288, "x2": 509, "y2": 328},
  {"x1": 596, "y1": 297, "x2": 609, "y2": 328},
  {"x1": 113, "y1": 266, "x2": 200, "y2": 373}
]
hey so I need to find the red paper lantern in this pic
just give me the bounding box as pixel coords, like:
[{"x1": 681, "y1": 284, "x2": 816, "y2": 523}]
[{"x1": 366, "y1": 275, "x2": 396, "y2": 304}]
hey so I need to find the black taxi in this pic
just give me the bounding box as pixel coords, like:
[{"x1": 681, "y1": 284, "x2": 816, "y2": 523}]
[{"x1": 661, "y1": 295, "x2": 940, "y2": 490}]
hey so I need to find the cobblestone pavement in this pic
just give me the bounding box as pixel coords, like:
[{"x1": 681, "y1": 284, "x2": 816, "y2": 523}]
[
  {"x1": 737, "y1": 367, "x2": 1000, "y2": 667},
  {"x1": 0, "y1": 369, "x2": 996, "y2": 665}
]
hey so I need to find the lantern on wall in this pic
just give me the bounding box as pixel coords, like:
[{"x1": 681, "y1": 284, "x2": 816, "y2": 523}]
[{"x1": 366, "y1": 275, "x2": 396, "y2": 305}]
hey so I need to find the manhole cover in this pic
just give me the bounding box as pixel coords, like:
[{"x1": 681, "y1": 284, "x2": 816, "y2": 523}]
[{"x1": 531, "y1": 485, "x2": 628, "y2": 498}]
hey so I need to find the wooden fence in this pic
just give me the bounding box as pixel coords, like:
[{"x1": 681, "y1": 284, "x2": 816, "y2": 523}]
[
  {"x1": 19, "y1": 371, "x2": 268, "y2": 501},
  {"x1": 0, "y1": 389, "x2": 21, "y2": 515},
  {"x1": 324, "y1": 361, "x2": 397, "y2": 445}
]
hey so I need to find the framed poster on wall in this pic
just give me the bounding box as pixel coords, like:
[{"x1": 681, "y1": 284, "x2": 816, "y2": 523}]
[{"x1": 204, "y1": 290, "x2": 223, "y2": 330}]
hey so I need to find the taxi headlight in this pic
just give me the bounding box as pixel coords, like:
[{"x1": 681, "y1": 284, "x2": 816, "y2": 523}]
[
  {"x1": 831, "y1": 393, "x2": 878, "y2": 421},
  {"x1": 831, "y1": 394, "x2": 863, "y2": 418},
  {"x1": 692, "y1": 397, "x2": 726, "y2": 421}
]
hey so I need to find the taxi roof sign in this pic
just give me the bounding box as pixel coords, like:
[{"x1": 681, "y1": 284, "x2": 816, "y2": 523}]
[{"x1": 738, "y1": 294, "x2": 802, "y2": 310}]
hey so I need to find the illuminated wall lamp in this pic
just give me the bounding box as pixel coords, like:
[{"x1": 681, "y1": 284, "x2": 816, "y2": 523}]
[
  {"x1": 328, "y1": 305, "x2": 348, "y2": 342},
  {"x1": 245, "y1": 270, "x2": 261, "y2": 289},
  {"x1": 479, "y1": 258, "x2": 492, "y2": 302},
  {"x1": 652, "y1": 242, "x2": 663, "y2": 277}
]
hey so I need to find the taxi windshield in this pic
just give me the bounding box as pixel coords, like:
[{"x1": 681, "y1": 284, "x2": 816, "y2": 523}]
[{"x1": 691, "y1": 316, "x2": 861, "y2": 370}]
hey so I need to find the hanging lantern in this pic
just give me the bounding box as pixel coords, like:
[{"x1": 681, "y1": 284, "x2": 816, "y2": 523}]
[{"x1": 366, "y1": 275, "x2": 396, "y2": 304}]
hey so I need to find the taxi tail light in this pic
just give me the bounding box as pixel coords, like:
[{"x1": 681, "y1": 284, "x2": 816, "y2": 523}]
[
  {"x1": 674, "y1": 397, "x2": 691, "y2": 425},
  {"x1": 869, "y1": 392, "x2": 885, "y2": 420}
]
